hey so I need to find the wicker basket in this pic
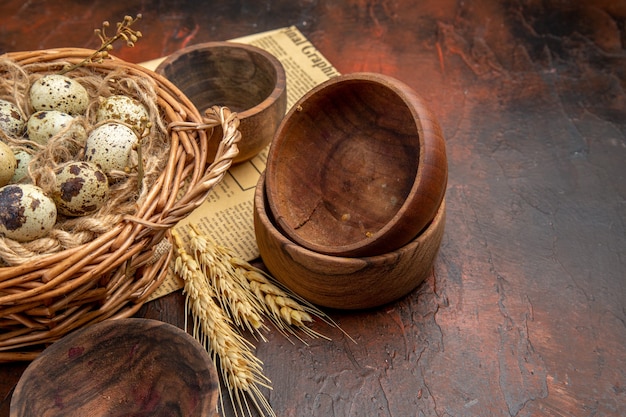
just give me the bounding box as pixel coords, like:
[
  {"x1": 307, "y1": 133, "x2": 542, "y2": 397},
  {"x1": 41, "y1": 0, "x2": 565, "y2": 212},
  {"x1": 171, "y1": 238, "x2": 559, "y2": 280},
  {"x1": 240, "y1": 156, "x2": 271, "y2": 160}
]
[{"x1": 0, "y1": 48, "x2": 240, "y2": 361}]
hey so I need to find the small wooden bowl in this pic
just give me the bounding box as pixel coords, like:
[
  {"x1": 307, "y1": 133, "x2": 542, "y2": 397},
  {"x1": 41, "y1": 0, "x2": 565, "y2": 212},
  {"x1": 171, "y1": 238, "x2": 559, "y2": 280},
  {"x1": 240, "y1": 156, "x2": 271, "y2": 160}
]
[
  {"x1": 265, "y1": 72, "x2": 447, "y2": 257},
  {"x1": 156, "y1": 41, "x2": 287, "y2": 163},
  {"x1": 254, "y1": 173, "x2": 445, "y2": 310},
  {"x1": 10, "y1": 318, "x2": 220, "y2": 417}
]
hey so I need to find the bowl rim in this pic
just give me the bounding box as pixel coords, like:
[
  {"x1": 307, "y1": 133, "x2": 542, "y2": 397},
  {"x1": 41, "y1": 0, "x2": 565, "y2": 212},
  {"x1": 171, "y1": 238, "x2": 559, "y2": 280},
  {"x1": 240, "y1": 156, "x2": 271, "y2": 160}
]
[
  {"x1": 155, "y1": 41, "x2": 287, "y2": 120},
  {"x1": 265, "y1": 72, "x2": 447, "y2": 257}
]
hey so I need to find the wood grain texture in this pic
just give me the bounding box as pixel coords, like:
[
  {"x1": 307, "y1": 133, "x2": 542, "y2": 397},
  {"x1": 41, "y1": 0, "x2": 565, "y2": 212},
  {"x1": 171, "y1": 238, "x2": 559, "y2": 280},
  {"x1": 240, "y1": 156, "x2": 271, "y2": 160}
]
[
  {"x1": 10, "y1": 318, "x2": 219, "y2": 417},
  {"x1": 265, "y1": 72, "x2": 448, "y2": 257},
  {"x1": 156, "y1": 42, "x2": 287, "y2": 163},
  {"x1": 255, "y1": 172, "x2": 445, "y2": 309},
  {"x1": 0, "y1": 1, "x2": 625, "y2": 417}
]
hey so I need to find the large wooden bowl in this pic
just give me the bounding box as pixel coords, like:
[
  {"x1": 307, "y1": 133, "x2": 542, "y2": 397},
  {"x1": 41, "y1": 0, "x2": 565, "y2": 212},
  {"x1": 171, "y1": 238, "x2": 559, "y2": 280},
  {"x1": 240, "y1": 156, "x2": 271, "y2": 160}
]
[
  {"x1": 265, "y1": 72, "x2": 447, "y2": 257},
  {"x1": 156, "y1": 41, "x2": 287, "y2": 163},
  {"x1": 10, "y1": 318, "x2": 220, "y2": 417},
  {"x1": 255, "y1": 173, "x2": 446, "y2": 310}
]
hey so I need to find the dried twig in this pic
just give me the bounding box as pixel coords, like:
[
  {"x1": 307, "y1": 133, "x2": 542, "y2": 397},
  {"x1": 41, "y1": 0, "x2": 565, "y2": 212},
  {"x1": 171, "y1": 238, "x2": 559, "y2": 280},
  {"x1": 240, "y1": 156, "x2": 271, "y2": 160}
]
[{"x1": 59, "y1": 14, "x2": 143, "y2": 75}]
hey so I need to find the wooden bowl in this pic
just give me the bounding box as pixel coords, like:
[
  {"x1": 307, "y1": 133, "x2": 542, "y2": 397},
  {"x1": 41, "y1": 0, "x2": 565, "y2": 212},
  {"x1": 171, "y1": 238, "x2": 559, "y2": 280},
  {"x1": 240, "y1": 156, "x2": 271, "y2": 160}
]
[
  {"x1": 265, "y1": 72, "x2": 447, "y2": 257},
  {"x1": 10, "y1": 318, "x2": 220, "y2": 417},
  {"x1": 156, "y1": 41, "x2": 287, "y2": 163},
  {"x1": 254, "y1": 173, "x2": 446, "y2": 310}
]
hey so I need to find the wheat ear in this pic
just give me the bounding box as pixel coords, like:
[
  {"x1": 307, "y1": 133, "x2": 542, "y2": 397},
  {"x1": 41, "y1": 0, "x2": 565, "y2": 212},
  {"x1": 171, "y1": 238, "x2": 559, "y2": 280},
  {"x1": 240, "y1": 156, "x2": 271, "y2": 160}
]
[
  {"x1": 230, "y1": 258, "x2": 335, "y2": 343},
  {"x1": 171, "y1": 229, "x2": 275, "y2": 417},
  {"x1": 187, "y1": 224, "x2": 268, "y2": 340}
]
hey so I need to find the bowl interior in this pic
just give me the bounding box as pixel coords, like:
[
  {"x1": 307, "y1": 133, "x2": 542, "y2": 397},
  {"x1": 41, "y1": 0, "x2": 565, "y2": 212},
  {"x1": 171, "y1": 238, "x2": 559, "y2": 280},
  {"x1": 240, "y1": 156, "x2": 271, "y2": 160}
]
[
  {"x1": 266, "y1": 76, "x2": 421, "y2": 255},
  {"x1": 10, "y1": 318, "x2": 219, "y2": 417},
  {"x1": 157, "y1": 42, "x2": 279, "y2": 116}
]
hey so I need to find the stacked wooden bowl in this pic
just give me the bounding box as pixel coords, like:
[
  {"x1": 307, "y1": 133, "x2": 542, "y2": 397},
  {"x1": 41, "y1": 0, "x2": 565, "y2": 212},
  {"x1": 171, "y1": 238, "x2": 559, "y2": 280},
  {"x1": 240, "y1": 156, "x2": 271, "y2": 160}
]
[{"x1": 255, "y1": 72, "x2": 448, "y2": 310}]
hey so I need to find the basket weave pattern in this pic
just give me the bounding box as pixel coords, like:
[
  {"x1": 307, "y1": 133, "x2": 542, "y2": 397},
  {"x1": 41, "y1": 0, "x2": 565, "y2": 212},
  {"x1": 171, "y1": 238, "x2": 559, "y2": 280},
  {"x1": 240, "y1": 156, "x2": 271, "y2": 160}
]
[{"x1": 0, "y1": 48, "x2": 240, "y2": 361}]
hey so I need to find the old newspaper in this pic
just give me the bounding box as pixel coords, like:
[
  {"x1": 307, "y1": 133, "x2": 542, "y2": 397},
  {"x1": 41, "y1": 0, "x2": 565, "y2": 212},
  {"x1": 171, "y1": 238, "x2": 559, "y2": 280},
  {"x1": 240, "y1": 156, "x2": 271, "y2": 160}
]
[{"x1": 142, "y1": 26, "x2": 339, "y2": 299}]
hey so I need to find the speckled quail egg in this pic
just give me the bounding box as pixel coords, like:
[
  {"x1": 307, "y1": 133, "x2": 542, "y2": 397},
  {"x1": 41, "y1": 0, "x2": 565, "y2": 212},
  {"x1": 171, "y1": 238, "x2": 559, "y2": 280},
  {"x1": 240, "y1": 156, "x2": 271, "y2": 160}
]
[
  {"x1": 84, "y1": 122, "x2": 138, "y2": 173},
  {"x1": 0, "y1": 99, "x2": 26, "y2": 137},
  {"x1": 26, "y1": 110, "x2": 87, "y2": 146},
  {"x1": 0, "y1": 141, "x2": 17, "y2": 187},
  {"x1": 29, "y1": 74, "x2": 89, "y2": 115},
  {"x1": 96, "y1": 95, "x2": 150, "y2": 132},
  {"x1": 53, "y1": 161, "x2": 109, "y2": 217},
  {"x1": 0, "y1": 183, "x2": 57, "y2": 242},
  {"x1": 10, "y1": 150, "x2": 33, "y2": 183}
]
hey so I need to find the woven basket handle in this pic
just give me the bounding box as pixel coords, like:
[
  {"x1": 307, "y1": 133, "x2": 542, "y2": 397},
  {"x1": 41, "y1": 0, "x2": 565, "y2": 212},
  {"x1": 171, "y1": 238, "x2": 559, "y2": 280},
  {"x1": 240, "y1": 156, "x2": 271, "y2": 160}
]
[{"x1": 166, "y1": 105, "x2": 241, "y2": 216}]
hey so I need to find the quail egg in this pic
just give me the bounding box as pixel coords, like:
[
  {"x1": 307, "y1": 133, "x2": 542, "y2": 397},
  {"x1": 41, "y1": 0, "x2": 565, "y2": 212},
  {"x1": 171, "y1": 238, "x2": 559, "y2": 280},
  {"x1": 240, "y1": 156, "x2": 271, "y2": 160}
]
[
  {"x1": 0, "y1": 141, "x2": 17, "y2": 187},
  {"x1": 53, "y1": 161, "x2": 109, "y2": 216},
  {"x1": 29, "y1": 74, "x2": 89, "y2": 115},
  {"x1": 10, "y1": 150, "x2": 33, "y2": 183},
  {"x1": 26, "y1": 110, "x2": 87, "y2": 146},
  {"x1": 96, "y1": 95, "x2": 150, "y2": 132},
  {"x1": 0, "y1": 183, "x2": 57, "y2": 242},
  {"x1": 85, "y1": 122, "x2": 137, "y2": 173},
  {"x1": 84, "y1": 122, "x2": 138, "y2": 173},
  {"x1": 0, "y1": 99, "x2": 26, "y2": 137}
]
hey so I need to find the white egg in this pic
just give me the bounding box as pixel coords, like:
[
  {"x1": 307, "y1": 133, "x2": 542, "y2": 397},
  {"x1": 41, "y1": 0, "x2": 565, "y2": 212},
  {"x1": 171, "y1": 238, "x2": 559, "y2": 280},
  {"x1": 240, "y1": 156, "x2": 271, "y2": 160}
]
[
  {"x1": 84, "y1": 122, "x2": 138, "y2": 173},
  {"x1": 53, "y1": 161, "x2": 109, "y2": 216},
  {"x1": 29, "y1": 74, "x2": 89, "y2": 115},
  {"x1": 0, "y1": 183, "x2": 57, "y2": 242},
  {"x1": 96, "y1": 95, "x2": 150, "y2": 132},
  {"x1": 26, "y1": 110, "x2": 87, "y2": 146},
  {"x1": 10, "y1": 150, "x2": 33, "y2": 183},
  {"x1": 0, "y1": 141, "x2": 17, "y2": 187},
  {"x1": 0, "y1": 99, "x2": 26, "y2": 137}
]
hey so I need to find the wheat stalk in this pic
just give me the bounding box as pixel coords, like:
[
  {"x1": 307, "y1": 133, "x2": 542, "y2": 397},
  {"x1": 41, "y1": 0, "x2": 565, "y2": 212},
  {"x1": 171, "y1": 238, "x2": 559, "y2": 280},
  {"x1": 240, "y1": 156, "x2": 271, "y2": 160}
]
[
  {"x1": 235, "y1": 260, "x2": 330, "y2": 343},
  {"x1": 187, "y1": 224, "x2": 336, "y2": 344},
  {"x1": 172, "y1": 224, "x2": 355, "y2": 417},
  {"x1": 187, "y1": 224, "x2": 268, "y2": 340},
  {"x1": 229, "y1": 258, "x2": 356, "y2": 345},
  {"x1": 171, "y1": 229, "x2": 275, "y2": 417}
]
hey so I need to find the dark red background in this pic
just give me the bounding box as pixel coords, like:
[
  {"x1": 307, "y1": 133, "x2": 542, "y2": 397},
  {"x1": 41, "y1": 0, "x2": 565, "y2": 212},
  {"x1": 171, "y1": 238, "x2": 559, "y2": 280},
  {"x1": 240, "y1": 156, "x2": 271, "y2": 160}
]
[{"x1": 1, "y1": 1, "x2": 625, "y2": 416}]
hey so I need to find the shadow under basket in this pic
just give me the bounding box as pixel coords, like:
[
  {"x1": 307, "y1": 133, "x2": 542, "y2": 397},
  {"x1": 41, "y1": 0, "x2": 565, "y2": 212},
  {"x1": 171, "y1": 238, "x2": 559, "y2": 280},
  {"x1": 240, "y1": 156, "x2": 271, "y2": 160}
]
[{"x1": 0, "y1": 48, "x2": 240, "y2": 361}]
